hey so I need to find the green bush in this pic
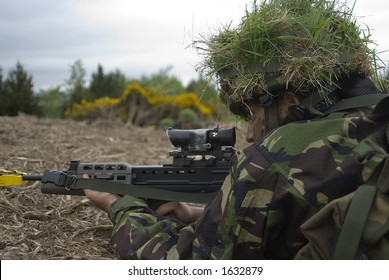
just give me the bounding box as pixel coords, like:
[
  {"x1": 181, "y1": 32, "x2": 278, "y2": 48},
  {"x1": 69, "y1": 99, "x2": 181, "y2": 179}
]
[{"x1": 178, "y1": 108, "x2": 200, "y2": 128}]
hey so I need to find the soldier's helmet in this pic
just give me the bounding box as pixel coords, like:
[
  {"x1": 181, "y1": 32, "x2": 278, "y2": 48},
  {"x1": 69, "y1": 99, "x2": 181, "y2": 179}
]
[{"x1": 196, "y1": 0, "x2": 383, "y2": 126}]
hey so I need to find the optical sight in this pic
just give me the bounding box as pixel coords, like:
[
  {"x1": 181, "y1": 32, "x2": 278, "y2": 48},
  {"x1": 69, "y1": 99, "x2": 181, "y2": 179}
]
[{"x1": 166, "y1": 126, "x2": 235, "y2": 154}]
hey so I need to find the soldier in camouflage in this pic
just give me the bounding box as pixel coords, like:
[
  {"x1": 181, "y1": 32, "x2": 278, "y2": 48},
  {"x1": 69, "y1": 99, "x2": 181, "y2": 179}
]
[{"x1": 84, "y1": 0, "x2": 389, "y2": 259}]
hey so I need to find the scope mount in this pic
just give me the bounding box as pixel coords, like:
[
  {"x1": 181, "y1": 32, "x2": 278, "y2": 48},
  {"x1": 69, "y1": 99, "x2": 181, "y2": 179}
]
[{"x1": 163, "y1": 125, "x2": 235, "y2": 167}]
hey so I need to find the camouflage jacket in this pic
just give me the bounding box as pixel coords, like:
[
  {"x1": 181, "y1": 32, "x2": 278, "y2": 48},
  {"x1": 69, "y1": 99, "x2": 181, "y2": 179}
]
[{"x1": 108, "y1": 110, "x2": 389, "y2": 259}]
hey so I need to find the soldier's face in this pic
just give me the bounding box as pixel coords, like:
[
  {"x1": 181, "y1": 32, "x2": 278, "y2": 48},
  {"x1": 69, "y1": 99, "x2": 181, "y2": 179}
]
[
  {"x1": 244, "y1": 91, "x2": 300, "y2": 142},
  {"x1": 245, "y1": 103, "x2": 266, "y2": 142}
]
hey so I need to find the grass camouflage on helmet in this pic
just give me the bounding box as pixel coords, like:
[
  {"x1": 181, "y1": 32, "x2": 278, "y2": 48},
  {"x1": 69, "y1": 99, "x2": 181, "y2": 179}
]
[{"x1": 195, "y1": 0, "x2": 380, "y2": 108}]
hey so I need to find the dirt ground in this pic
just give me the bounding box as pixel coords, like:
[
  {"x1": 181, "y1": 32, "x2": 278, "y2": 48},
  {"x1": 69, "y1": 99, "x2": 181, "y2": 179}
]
[{"x1": 0, "y1": 114, "x2": 247, "y2": 259}]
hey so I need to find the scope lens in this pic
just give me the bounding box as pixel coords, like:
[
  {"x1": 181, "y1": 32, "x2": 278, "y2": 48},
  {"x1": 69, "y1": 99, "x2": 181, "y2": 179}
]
[{"x1": 208, "y1": 127, "x2": 235, "y2": 146}]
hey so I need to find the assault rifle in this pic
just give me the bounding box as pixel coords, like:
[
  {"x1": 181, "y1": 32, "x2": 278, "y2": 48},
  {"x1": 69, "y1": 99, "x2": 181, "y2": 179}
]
[{"x1": 0, "y1": 126, "x2": 236, "y2": 203}]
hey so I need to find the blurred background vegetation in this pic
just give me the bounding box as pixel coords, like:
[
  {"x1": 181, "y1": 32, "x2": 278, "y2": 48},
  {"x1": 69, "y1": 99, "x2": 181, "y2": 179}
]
[{"x1": 0, "y1": 60, "x2": 232, "y2": 128}]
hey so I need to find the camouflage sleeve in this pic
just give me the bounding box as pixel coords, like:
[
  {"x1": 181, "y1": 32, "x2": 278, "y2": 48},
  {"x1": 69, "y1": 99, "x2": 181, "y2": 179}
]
[
  {"x1": 106, "y1": 163, "x2": 240, "y2": 259},
  {"x1": 107, "y1": 114, "x2": 389, "y2": 260},
  {"x1": 107, "y1": 194, "x2": 197, "y2": 259},
  {"x1": 106, "y1": 144, "x2": 297, "y2": 259}
]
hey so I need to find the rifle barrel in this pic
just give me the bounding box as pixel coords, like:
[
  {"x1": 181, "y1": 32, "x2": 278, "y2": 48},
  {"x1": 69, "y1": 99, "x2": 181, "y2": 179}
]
[{"x1": 22, "y1": 175, "x2": 43, "y2": 181}]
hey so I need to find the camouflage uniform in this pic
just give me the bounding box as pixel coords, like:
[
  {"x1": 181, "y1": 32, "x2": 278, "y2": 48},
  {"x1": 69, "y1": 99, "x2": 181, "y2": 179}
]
[{"x1": 108, "y1": 109, "x2": 389, "y2": 259}]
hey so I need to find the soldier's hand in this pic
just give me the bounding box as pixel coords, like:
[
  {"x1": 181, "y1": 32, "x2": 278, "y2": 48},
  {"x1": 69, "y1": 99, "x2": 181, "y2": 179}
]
[
  {"x1": 156, "y1": 201, "x2": 204, "y2": 224},
  {"x1": 82, "y1": 174, "x2": 120, "y2": 212}
]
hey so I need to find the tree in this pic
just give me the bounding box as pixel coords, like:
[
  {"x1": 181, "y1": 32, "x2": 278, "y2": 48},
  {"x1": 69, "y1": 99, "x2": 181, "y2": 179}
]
[
  {"x1": 89, "y1": 64, "x2": 105, "y2": 99},
  {"x1": 65, "y1": 59, "x2": 89, "y2": 105},
  {"x1": 186, "y1": 74, "x2": 218, "y2": 104},
  {"x1": 138, "y1": 66, "x2": 185, "y2": 96},
  {"x1": 0, "y1": 67, "x2": 3, "y2": 90},
  {"x1": 37, "y1": 87, "x2": 68, "y2": 118},
  {"x1": 1, "y1": 62, "x2": 39, "y2": 116},
  {"x1": 89, "y1": 64, "x2": 127, "y2": 99},
  {"x1": 186, "y1": 74, "x2": 232, "y2": 121},
  {"x1": 0, "y1": 67, "x2": 6, "y2": 115},
  {"x1": 105, "y1": 69, "x2": 127, "y2": 98}
]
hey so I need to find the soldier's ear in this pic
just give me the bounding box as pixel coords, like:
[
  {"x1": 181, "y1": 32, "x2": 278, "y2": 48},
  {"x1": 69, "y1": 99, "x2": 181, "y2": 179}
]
[
  {"x1": 283, "y1": 91, "x2": 300, "y2": 107},
  {"x1": 277, "y1": 91, "x2": 301, "y2": 123}
]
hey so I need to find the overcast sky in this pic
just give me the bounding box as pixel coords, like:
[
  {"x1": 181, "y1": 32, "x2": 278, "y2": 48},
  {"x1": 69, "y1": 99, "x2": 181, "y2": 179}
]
[{"x1": 1, "y1": 0, "x2": 388, "y2": 92}]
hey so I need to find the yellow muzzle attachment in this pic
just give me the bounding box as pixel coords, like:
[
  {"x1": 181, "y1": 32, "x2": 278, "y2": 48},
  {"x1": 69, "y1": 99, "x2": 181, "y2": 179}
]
[{"x1": 0, "y1": 169, "x2": 28, "y2": 187}]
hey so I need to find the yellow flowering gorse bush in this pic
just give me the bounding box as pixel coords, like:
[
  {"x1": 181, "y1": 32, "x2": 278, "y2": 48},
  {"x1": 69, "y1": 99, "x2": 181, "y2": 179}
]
[
  {"x1": 65, "y1": 97, "x2": 120, "y2": 120},
  {"x1": 65, "y1": 83, "x2": 215, "y2": 127}
]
